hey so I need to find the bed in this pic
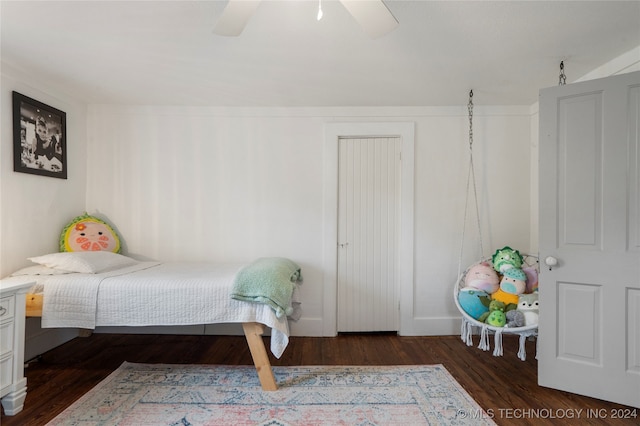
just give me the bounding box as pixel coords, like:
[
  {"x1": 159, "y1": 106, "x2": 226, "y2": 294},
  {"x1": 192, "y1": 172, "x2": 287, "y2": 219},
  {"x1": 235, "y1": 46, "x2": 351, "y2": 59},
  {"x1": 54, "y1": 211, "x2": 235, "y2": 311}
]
[{"x1": 7, "y1": 252, "x2": 302, "y2": 391}]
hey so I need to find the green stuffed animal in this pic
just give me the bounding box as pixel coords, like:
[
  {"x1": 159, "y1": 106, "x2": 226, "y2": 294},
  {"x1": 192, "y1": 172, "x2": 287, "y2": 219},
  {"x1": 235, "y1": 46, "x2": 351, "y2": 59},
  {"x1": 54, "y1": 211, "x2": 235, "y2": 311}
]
[
  {"x1": 478, "y1": 299, "x2": 507, "y2": 327},
  {"x1": 491, "y1": 246, "x2": 524, "y2": 273}
]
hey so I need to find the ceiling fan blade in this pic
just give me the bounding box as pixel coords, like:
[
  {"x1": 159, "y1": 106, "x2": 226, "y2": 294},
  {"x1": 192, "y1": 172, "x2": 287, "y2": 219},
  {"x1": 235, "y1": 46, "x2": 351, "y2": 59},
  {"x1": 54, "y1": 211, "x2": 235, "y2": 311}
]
[
  {"x1": 339, "y1": 0, "x2": 398, "y2": 39},
  {"x1": 213, "y1": 0, "x2": 261, "y2": 36}
]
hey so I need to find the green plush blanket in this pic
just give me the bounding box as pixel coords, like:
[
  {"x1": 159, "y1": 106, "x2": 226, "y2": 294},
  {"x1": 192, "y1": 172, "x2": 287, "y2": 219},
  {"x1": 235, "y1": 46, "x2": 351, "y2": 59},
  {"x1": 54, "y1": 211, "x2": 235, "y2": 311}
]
[{"x1": 231, "y1": 257, "x2": 302, "y2": 318}]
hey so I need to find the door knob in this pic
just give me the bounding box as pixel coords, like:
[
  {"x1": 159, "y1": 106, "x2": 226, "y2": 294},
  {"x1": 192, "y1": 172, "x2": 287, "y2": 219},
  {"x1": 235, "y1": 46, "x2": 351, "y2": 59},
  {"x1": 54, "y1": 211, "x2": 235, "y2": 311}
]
[{"x1": 544, "y1": 256, "x2": 558, "y2": 270}]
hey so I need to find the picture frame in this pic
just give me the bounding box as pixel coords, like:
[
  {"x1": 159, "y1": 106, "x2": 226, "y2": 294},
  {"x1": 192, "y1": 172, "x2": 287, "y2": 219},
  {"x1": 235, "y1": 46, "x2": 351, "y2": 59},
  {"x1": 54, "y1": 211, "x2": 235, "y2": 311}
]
[{"x1": 13, "y1": 91, "x2": 67, "y2": 179}]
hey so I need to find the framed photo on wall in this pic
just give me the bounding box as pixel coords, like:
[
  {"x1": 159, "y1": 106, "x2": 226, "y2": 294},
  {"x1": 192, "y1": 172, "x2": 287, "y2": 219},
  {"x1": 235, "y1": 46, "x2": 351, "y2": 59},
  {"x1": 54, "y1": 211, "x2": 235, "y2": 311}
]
[{"x1": 13, "y1": 91, "x2": 67, "y2": 179}]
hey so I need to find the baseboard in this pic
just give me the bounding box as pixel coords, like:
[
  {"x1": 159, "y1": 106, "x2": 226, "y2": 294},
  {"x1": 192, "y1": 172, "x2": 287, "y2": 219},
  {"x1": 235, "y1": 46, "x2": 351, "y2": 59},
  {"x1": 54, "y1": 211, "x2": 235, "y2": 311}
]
[
  {"x1": 288, "y1": 317, "x2": 461, "y2": 337},
  {"x1": 399, "y1": 317, "x2": 462, "y2": 336},
  {"x1": 289, "y1": 317, "x2": 324, "y2": 336}
]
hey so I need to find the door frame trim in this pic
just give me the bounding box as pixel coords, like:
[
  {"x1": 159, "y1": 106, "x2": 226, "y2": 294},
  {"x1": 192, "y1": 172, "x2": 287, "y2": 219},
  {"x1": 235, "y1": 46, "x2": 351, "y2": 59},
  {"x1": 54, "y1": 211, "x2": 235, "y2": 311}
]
[{"x1": 322, "y1": 122, "x2": 415, "y2": 336}]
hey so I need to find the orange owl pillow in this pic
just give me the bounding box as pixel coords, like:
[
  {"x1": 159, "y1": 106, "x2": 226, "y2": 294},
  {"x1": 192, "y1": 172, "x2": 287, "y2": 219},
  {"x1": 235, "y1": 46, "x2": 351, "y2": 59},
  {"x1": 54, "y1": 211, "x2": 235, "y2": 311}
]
[{"x1": 59, "y1": 213, "x2": 121, "y2": 253}]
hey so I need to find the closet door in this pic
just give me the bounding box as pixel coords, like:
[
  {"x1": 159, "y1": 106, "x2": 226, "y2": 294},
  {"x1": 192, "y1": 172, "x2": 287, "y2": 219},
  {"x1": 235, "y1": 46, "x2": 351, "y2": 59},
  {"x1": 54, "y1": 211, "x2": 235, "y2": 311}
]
[
  {"x1": 337, "y1": 136, "x2": 401, "y2": 332},
  {"x1": 538, "y1": 71, "x2": 640, "y2": 408}
]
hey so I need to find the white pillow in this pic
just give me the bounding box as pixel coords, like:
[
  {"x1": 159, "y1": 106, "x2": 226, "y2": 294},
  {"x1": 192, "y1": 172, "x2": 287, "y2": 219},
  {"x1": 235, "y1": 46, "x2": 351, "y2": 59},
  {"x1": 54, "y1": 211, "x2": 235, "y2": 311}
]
[
  {"x1": 28, "y1": 251, "x2": 138, "y2": 274},
  {"x1": 10, "y1": 265, "x2": 73, "y2": 276}
]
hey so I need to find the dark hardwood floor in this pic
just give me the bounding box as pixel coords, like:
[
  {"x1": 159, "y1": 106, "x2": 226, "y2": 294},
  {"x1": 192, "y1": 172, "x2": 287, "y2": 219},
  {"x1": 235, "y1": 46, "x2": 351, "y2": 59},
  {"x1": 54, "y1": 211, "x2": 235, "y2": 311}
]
[{"x1": 2, "y1": 333, "x2": 637, "y2": 425}]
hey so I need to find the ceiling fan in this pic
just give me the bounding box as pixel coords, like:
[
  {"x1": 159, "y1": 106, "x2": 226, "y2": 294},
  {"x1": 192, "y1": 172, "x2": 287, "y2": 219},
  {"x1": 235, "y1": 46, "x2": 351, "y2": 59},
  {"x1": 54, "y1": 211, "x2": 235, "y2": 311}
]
[{"x1": 213, "y1": 0, "x2": 398, "y2": 39}]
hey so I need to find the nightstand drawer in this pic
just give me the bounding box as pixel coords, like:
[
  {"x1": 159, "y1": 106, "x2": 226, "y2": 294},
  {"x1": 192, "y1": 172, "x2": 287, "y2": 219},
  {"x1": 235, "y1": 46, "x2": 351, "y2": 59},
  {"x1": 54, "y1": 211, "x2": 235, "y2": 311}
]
[
  {"x1": 0, "y1": 354, "x2": 13, "y2": 395},
  {"x1": 0, "y1": 296, "x2": 14, "y2": 321},
  {"x1": 0, "y1": 321, "x2": 14, "y2": 357}
]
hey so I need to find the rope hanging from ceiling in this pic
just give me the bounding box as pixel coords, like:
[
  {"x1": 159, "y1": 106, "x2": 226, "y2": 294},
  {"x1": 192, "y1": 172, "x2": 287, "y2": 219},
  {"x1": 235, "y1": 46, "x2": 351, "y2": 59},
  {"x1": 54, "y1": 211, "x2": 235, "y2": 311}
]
[{"x1": 457, "y1": 90, "x2": 483, "y2": 279}]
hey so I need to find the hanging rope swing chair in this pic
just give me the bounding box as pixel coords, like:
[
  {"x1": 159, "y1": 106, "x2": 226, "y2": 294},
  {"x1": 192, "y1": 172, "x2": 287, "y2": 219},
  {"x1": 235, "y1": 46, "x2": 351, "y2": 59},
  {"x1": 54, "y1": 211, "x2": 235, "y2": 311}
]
[{"x1": 453, "y1": 90, "x2": 539, "y2": 361}]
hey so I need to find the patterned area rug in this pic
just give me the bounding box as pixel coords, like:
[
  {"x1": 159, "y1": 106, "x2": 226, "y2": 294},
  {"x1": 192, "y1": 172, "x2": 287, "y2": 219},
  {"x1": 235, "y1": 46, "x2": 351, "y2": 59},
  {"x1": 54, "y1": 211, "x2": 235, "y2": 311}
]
[{"x1": 48, "y1": 363, "x2": 495, "y2": 425}]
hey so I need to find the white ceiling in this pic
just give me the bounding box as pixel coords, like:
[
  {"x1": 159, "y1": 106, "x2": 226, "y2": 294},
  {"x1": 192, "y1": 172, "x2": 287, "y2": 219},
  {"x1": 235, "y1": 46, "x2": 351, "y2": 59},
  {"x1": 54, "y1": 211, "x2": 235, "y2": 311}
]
[{"x1": 2, "y1": 1, "x2": 639, "y2": 106}]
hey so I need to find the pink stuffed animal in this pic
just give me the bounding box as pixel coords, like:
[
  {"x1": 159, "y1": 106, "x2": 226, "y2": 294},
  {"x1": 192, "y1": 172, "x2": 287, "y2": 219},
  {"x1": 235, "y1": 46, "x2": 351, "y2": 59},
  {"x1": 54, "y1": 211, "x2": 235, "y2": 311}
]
[
  {"x1": 464, "y1": 262, "x2": 499, "y2": 294},
  {"x1": 523, "y1": 266, "x2": 538, "y2": 293}
]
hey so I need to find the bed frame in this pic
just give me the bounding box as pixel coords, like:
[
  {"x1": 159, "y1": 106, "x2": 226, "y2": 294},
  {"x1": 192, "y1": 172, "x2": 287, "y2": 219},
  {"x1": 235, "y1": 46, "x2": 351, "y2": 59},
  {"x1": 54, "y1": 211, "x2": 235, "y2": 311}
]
[{"x1": 25, "y1": 294, "x2": 278, "y2": 391}]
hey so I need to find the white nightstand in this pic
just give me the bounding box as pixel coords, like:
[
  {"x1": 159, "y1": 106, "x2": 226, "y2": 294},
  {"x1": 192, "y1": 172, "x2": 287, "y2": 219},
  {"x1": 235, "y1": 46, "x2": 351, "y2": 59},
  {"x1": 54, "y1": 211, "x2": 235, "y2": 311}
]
[{"x1": 0, "y1": 280, "x2": 33, "y2": 416}]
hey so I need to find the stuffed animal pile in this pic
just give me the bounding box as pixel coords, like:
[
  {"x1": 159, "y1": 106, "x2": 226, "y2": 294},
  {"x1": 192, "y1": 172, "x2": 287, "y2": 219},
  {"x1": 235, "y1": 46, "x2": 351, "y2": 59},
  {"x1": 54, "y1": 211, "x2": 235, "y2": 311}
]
[{"x1": 458, "y1": 246, "x2": 539, "y2": 328}]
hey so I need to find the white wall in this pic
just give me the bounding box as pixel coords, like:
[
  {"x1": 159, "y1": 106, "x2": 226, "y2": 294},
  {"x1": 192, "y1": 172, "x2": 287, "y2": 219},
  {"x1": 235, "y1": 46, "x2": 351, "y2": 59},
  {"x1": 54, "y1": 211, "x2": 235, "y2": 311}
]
[
  {"x1": 86, "y1": 105, "x2": 532, "y2": 336},
  {"x1": 1, "y1": 62, "x2": 88, "y2": 275},
  {"x1": 411, "y1": 107, "x2": 531, "y2": 333},
  {"x1": 1, "y1": 61, "x2": 88, "y2": 358}
]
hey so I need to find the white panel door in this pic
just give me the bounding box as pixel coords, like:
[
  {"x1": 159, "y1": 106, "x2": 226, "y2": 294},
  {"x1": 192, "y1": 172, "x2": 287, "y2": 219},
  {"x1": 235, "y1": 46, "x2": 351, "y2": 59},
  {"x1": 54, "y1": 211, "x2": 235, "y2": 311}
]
[
  {"x1": 538, "y1": 71, "x2": 640, "y2": 408},
  {"x1": 337, "y1": 137, "x2": 401, "y2": 332}
]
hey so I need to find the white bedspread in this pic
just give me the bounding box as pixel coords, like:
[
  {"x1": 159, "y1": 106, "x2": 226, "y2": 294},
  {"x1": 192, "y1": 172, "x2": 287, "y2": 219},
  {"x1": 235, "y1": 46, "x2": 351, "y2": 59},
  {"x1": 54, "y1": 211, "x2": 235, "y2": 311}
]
[{"x1": 25, "y1": 262, "x2": 292, "y2": 358}]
